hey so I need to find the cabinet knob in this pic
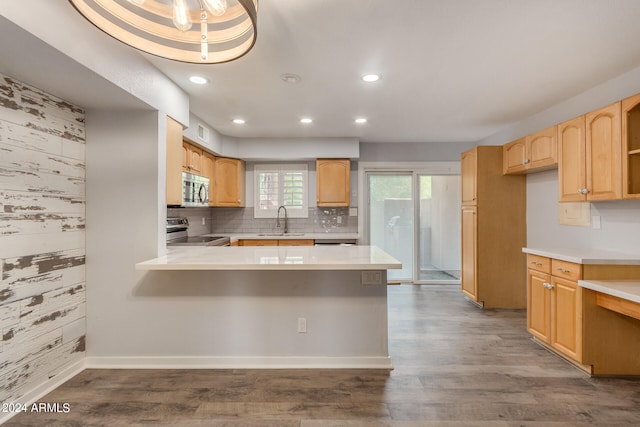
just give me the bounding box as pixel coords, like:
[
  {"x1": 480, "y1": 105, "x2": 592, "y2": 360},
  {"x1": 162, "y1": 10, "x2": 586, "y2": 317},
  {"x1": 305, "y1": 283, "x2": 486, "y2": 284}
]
[
  {"x1": 523, "y1": 159, "x2": 530, "y2": 164},
  {"x1": 543, "y1": 282, "x2": 554, "y2": 290}
]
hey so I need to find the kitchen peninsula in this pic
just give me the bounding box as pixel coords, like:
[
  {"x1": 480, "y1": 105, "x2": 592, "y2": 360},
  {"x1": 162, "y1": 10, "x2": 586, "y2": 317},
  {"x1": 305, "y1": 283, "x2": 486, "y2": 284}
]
[{"x1": 133, "y1": 245, "x2": 401, "y2": 369}]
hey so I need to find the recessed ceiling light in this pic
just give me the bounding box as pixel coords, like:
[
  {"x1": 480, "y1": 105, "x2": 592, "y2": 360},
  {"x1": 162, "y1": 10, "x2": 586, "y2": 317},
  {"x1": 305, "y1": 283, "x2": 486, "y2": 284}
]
[
  {"x1": 189, "y1": 76, "x2": 208, "y2": 84},
  {"x1": 281, "y1": 73, "x2": 302, "y2": 84},
  {"x1": 300, "y1": 118, "x2": 313, "y2": 124},
  {"x1": 232, "y1": 118, "x2": 246, "y2": 124},
  {"x1": 362, "y1": 74, "x2": 380, "y2": 83},
  {"x1": 355, "y1": 118, "x2": 367, "y2": 124}
]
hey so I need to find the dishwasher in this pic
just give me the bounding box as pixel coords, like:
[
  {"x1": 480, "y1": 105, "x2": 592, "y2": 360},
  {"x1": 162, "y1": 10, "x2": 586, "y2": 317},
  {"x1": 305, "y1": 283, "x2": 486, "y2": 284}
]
[{"x1": 314, "y1": 239, "x2": 357, "y2": 246}]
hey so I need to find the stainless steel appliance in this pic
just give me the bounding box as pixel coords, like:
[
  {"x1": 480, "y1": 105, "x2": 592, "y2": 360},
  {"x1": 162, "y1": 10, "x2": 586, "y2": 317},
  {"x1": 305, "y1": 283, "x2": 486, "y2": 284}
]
[
  {"x1": 182, "y1": 172, "x2": 210, "y2": 207},
  {"x1": 166, "y1": 217, "x2": 229, "y2": 246}
]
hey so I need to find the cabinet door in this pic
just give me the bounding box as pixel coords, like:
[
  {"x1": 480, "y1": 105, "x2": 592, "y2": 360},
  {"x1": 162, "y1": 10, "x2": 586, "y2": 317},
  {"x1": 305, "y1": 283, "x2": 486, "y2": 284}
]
[
  {"x1": 550, "y1": 277, "x2": 582, "y2": 361},
  {"x1": 558, "y1": 116, "x2": 587, "y2": 202},
  {"x1": 166, "y1": 117, "x2": 184, "y2": 206},
  {"x1": 202, "y1": 152, "x2": 216, "y2": 206},
  {"x1": 461, "y1": 206, "x2": 477, "y2": 301},
  {"x1": 528, "y1": 125, "x2": 557, "y2": 170},
  {"x1": 278, "y1": 239, "x2": 315, "y2": 246},
  {"x1": 503, "y1": 138, "x2": 527, "y2": 174},
  {"x1": 214, "y1": 158, "x2": 245, "y2": 207},
  {"x1": 585, "y1": 102, "x2": 622, "y2": 201},
  {"x1": 622, "y1": 93, "x2": 640, "y2": 199},
  {"x1": 460, "y1": 149, "x2": 477, "y2": 205},
  {"x1": 240, "y1": 239, "x2": 277, "y2": 246},
  {"x1": 183, "y1": 142, "x2": 203, "y2": 174},
  {"x1": 527, "y1": 270, "x2": 550, "y2": 343},
  {"x1": 316, "y1": 159, "x2": 350, "y2": 207}
]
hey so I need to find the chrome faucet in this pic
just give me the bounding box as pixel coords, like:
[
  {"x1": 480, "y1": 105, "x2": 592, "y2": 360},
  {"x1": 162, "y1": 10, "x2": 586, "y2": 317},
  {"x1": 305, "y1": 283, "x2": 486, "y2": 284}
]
[{"x1": 276, "y1": 205, "x2": 288, "y2": 234}]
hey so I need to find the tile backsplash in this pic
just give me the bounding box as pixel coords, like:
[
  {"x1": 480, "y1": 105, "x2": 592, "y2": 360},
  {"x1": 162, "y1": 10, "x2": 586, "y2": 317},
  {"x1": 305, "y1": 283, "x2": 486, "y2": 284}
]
[{"x1": 168, "y1": 207, "x2": 357, "y2": 235}]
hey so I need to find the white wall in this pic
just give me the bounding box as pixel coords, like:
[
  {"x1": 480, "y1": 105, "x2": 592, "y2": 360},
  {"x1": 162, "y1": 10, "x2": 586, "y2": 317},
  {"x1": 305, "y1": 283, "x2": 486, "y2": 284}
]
[
  {"x1": 479, "y1": 64, "x2": 640, "y2": 253},
  {"x1": 360, "y1": 141, "x2": 475, "y2": 162},
  {"x1": 527, "y1": 171, "x2": 640, "y2": 253},
  {"x1": 85, "y1": 109, "x2": 164, "y2": 358}
]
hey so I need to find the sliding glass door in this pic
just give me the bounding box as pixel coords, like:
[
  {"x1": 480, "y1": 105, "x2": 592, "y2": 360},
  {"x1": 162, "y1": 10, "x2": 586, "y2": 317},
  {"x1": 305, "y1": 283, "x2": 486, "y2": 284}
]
[
  {"x1": 367, "y1": 173, "x2": 414, "y2": 281},
  {"x1": 417, "y1": 175, "x2": 461, "y2": 282},
  {"x1": 366, "y1": 171, "x2": 460, "y2": 283}
]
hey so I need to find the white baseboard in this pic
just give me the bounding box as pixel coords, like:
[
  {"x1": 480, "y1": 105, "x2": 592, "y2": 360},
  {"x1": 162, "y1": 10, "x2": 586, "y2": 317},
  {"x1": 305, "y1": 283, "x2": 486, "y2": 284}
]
[
  {"x1": 86, "y1": 356, "x2": 393, "y2": 370},
  {"x1": 0, "y1": 359, "x2": 86, "y2": 425}
]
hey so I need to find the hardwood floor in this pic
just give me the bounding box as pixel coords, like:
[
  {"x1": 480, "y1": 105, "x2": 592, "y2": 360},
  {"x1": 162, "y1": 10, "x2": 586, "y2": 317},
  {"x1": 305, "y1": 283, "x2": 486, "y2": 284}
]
[{"x1": 6, "y1": 285, "x2": 640, "y2": 426}]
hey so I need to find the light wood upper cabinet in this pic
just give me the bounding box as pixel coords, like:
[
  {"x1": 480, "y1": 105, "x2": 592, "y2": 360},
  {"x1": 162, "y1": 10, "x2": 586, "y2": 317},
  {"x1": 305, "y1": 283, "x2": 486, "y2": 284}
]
[
  {"x1": 183, "y1": 141, "x2": 203, "y2": 174},
  {"x1": 529, "y1": 126, "x2": 558, "y2": 169},
  {"x1": 503, "y1": 138, "x2": 527, "y2": 174},
  {"x1": 316, "y1": 159, "x2": 350, "y2": 207},
  {"x1": 585, "y1": 101, "x2": 622, "y2": 201},
  {"x1": 460, "y1": 149, "x2": 477, "y2": 205},
  {"x1": 166, "y1": 117, "x2": 184, "y2": 206},
  {"x1": 622, "y1": 93, "x2": 640, "y2": 199},
  {"x1": 558, "y1": 116, "x2": 587, "y2": 202},
  {"x1": 213, "y1": 157, "x2": 245, "y2": 207},
  {"x1": 503, "y1": 126, "x2": 557, "y2": 175},
  {"x1": 202, "y1": 152, "x2": 216, "y2": 206},
  {"x1": 558, "y1": 103, "x2": 623, "y2": 202}
]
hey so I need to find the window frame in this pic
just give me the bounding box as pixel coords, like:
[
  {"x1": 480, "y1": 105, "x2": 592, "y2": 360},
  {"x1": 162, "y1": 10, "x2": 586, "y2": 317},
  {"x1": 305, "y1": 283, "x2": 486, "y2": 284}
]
[{"x1": 253, "y1": 163, "x2": 309, "y2": 218}]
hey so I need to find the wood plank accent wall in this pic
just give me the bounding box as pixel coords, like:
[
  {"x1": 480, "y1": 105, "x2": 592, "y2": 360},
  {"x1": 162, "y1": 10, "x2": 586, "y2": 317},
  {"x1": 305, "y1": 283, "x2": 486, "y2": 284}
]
[{"x1": 0, "y1": 73, "x2": 86, "y2": 403}]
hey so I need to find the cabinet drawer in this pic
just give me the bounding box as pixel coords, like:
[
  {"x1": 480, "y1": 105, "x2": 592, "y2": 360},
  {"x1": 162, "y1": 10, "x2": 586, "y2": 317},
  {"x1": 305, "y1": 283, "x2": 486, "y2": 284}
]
[
  {"x1": 551, "y1": 259, "x2": 582, "y2": 281},
  {"x1": 527, "y1": 254, "x2": 551, "y2": 273}
]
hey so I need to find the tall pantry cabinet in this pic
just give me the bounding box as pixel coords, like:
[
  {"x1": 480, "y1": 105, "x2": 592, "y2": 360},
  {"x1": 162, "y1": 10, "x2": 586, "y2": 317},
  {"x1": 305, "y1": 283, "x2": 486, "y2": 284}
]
[{"x1": 460, "y1": 146, "x2": 527, "y2": 308}]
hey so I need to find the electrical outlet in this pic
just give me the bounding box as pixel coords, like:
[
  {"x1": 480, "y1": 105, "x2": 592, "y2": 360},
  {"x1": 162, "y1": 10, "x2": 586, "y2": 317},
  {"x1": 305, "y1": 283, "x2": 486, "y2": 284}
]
[
  {"x1": 361, "y1": 271, "x2": 383, "y2": 285},
  {"x1": 337, "y1": 215, "x2": 342, "y2": 224},
  {"x1": 201, "y1": 217, "x2": 206, "y2": 225},
  {"x1": 297, "y1": 318, "x2": 307, "y2": 333}
]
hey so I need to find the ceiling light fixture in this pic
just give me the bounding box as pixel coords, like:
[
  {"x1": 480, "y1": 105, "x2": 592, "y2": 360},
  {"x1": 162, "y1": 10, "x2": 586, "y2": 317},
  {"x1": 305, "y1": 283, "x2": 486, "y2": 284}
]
[
  {"x1": 232, "y1": 118, "x2": 246, "y2": 124},
  {"x1": 280, "y1": 73, "x2": 302, "y2": 84},
  {"x1": 355, "y1": 118, "x2": 367, "y2": 124},
  {"x1": 300, "y1": 118, "x2": 313, "y2": 124},
  {"x1": 362, "y1": 74, "x2": 381, "y2": 82},
  {"x1": 68, "y1": 0, "x2": 258, "y2": 64},
  {"x1": 189, "y1": 76, "x2": 208, "y2": 84}
]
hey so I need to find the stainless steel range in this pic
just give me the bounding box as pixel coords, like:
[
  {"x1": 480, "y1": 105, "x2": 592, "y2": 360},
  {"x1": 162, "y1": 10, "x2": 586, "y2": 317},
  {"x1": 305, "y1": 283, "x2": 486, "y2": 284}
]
[{"x1": 166, "y1": 217, "x2": 230, "y2": 246}]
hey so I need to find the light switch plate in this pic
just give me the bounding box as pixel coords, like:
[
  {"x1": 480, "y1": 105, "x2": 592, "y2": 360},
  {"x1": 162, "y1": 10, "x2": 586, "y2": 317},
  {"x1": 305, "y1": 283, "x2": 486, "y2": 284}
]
[{"x1": 559, "y1": 202, "x2": 591, "y2": 226}]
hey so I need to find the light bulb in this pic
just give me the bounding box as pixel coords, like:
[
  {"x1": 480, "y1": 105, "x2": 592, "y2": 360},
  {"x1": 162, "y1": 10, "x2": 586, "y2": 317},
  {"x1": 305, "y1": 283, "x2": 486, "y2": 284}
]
[
  {"x1": 173, "y1": 0, "x2": 193, "y2": 32},
  {"x1": 201, "y1": 0, "x2": 227, "y2": 16},
  {"x1": 127, "y1": 0, "x2": 145, "y2": 5}
]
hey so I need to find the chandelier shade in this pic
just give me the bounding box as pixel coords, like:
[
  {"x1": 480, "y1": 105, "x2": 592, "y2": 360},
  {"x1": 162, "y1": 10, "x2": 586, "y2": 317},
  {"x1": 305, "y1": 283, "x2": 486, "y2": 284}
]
[{"x1": 68, "y1": 0, "x2": 258, "y2": 64}]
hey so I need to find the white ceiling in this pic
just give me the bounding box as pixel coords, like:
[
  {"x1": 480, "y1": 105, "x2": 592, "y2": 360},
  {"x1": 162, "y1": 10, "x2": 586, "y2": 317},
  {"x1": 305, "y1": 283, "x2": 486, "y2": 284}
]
[{"x1": 4, "y1": 1, "x2": 640, "y2": 144}]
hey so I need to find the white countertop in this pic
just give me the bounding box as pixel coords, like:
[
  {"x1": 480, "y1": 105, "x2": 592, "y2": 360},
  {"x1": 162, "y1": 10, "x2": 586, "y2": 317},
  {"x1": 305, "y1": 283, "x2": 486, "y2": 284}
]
[
  {"x1": 136, "y1": 245, "x2": 401, "y2": 271},
  {"x1": 205, "y1": 232, "x2": 359, "y2": 243},
  {"x1": 578, "y1": 280, "x2": 640, "y2": 304},
  {"x1": 523, "y1": 247, "x2": 640, "y2": 265}
]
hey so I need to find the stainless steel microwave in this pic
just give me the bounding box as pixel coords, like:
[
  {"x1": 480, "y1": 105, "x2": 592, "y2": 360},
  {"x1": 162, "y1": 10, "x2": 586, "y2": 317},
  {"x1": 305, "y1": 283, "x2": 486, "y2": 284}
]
[{"x1": 182, "y1": 172, "x2": 210, "y2": 207}]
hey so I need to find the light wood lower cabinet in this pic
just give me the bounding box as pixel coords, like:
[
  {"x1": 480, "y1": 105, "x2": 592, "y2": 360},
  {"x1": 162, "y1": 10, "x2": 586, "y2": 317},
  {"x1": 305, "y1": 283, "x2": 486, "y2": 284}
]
[
  {"x1": 527, "y1": 254, "x2": 640, "y2": 375},
  {"x1": 527, "y1": 256, "x2": 582, "y2": 361},
  {"x1": 239, "y1": 239, "x2": 315, "y2": 246}
]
